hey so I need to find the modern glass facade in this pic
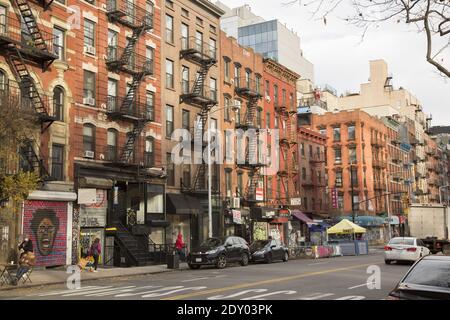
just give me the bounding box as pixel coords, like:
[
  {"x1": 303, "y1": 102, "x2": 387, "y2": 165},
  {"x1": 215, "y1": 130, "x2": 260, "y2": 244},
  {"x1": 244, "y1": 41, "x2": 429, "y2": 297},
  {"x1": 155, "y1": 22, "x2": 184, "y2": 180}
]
[{"x1": 238, "y1": 20, "x2": 278, "y2": 61}]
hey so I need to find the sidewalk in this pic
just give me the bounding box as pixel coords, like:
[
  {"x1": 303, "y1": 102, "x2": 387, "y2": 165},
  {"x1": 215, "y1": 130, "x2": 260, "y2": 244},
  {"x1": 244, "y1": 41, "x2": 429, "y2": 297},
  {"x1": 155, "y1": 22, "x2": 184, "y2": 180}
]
[{"x1": 0, "y1": 263, "x2": 189, "y2": 291}]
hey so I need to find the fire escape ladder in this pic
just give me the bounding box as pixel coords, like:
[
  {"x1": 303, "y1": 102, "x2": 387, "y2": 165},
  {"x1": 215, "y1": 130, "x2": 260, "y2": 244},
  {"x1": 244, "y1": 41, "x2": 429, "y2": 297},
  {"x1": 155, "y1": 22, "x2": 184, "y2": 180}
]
[
  {"x1": 192, "y1": 66, "x2": 208, "y2": 96},
  {"x1": 192, "y1": 163, "x2": 207, "y2": 192},
  {"x1": 120, "y1": 27, "x2": 146, "y2": 66},
  {"x1": 119, "y1": 119, "x2": 146, "y2": 164},
  {"x1": 7, "y1": 50, "x2": 53, "y2": 132},
  {"x1": 120, "y1": 72, "x2": 144, "y2": 114},
  {"x1": 246, "y1": 135, "x2": 258, "y2": 165},
  {"x1": 245, "y1": 172, "x2": 259, "y2": 201},
  {"x1": 13, "y1": 0, "x2": 49, "y2": 53},
  {"x1": 20, "y1": 139, "x2": 51, "y2": 180}
]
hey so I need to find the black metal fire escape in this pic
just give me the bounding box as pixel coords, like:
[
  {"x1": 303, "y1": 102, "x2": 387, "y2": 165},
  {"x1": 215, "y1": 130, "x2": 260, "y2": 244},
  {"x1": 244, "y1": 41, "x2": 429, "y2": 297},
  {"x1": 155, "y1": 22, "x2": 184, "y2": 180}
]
[
  {"x1": 0, "y1": 1, "x2": 57, "y2": 180},
  {"x1": 235, "y1": 78, "x2": 264, "y2": 204},
  {"x1": 180, "y1": 37, "x2": 218, "y2": 194},
  {"x1": 105, "y1": 0, "x2": 153, "y2": 165}
]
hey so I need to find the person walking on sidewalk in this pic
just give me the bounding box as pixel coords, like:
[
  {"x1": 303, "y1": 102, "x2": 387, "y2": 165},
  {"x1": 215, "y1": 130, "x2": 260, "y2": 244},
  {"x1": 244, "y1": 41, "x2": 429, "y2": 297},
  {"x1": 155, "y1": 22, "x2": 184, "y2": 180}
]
[
  {"x1": 175, "y1": 233, "x2": 185, "y2": 261},
  {"x1": 89, "y1": 238, "x2": 101, "y2": 272}
]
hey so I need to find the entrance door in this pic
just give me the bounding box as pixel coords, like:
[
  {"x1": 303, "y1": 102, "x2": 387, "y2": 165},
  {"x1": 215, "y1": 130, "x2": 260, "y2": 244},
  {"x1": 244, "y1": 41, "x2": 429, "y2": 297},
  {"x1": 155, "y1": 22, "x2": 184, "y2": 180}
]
[{"x1": 190, "y1": 214, "x2": 199, "y2": 250}]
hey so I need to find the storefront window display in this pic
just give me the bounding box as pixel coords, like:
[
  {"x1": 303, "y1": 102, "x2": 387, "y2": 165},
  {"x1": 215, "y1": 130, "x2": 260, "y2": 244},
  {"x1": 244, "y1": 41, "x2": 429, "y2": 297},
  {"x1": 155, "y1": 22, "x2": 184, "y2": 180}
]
[{"x1": 80, "y1": 228, "x2": 105, "y2": 263}]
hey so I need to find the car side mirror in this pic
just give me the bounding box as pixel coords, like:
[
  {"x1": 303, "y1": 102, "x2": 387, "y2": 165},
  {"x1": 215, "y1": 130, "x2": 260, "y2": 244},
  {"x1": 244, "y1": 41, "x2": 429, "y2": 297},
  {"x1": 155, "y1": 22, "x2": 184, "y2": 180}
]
[{"x1": 270, "y1": 245, "x2": 276, "y2": 249}]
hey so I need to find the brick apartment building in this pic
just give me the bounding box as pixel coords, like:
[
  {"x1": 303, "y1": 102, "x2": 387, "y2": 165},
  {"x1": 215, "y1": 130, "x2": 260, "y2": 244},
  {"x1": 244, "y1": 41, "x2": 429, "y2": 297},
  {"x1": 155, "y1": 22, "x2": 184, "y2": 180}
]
[
  {"x1": 160, "y1": 0, "x2": 224, "y2": 249},
  {"x1": 219, "y1": 30, "x2": 264, "y2": 238}
]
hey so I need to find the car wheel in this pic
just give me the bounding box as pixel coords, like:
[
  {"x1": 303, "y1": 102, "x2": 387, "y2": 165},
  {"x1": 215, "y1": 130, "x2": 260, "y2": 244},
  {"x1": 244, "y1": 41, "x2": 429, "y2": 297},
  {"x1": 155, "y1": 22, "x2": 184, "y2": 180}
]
[
  {"x1": 188, "y1": 264, "x2": 200, "y2": 270},
  {"x1": 240, "y1": 253, "x2": 249, "y2": 266},
  {"x1": 282, "y1": 251, "x2": 289, "y2": 262},
  {"x1": 265, "y1": 253, "x2": 272, "y2": 264},
  {"x1": 384, "y1": 259, "x2": 392, "y2": 265},
  {"x1": 216, "y1": 255, "x2": 227, "y2": 269}
]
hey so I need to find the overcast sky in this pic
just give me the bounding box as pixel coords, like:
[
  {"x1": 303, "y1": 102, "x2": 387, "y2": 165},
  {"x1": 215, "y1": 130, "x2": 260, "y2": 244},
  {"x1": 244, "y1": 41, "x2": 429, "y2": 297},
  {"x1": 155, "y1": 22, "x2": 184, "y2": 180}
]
[{"x1": 218, "y1": 0, "x2": 450, "y2": 126}]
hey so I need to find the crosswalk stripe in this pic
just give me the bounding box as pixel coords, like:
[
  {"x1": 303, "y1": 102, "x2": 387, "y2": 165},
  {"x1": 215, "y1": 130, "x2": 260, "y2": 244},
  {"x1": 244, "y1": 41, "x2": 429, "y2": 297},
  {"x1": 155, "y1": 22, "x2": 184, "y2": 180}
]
[
  {"x1": 207, "y1": 289, "x2": 268, "y2": 300},
  {"x1": 84, "y1": 286, "x2": 137, "y2": 297},
  {"x1": 298, "y1": 293, "x2": 335, "y2": 300},
  {"x1": 114, "y1": 286, "x2": 164, "y2": 297},
  {"x1": 36, "y1": 286, "x2": 107, "y2": 297},
  {"x1": 143, "y1": 286, "x2": 207, "y2": 298},
  {"x1": 335, "y1": 296, "x2": 366, "y2": 300},
  {"x1": 61, "y1": 286, "x2": 122, "y2": 297}
]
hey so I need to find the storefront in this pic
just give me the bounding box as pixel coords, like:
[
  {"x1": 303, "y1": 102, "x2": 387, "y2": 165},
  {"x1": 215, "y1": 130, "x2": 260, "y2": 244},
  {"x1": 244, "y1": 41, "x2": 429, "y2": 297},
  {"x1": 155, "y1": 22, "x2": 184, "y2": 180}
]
[
  {"x1": 22, "y1": 190, "x2": 77, "y2": 267},
  {"x1": 0, "y1": 200, "x2": 22, "y2": 265}
]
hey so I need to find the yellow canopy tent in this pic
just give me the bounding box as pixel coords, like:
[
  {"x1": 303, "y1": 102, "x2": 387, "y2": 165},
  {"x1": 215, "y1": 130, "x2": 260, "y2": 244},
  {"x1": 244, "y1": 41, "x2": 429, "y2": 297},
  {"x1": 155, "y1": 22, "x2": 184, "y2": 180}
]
[{"x1": 327, "y1": 219, "x2": 367, "y2": 235}]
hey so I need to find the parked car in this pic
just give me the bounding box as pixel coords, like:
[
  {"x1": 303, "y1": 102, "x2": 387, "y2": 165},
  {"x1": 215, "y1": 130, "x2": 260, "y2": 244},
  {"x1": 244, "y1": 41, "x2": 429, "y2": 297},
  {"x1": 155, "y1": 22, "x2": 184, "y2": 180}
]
[
  {"x1": 249, "y1": 239, "x2": 289, "y2": 263},
  {"x1": 384, "y1": 237, "x2": 430, "y2": 264},
  {"x1": 388, "y1": 255, "x2": 450, "y2": 300},
  {"x1": 187, "y1": 236, "x2": 250, "y2": 269}
]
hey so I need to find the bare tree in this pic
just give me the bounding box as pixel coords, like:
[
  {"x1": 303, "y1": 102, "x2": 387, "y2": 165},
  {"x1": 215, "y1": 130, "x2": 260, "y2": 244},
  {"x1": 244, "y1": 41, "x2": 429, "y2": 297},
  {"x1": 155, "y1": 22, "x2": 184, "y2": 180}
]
[{"x1": 283, "y1": 0, "x2": 450, "y2": 77}]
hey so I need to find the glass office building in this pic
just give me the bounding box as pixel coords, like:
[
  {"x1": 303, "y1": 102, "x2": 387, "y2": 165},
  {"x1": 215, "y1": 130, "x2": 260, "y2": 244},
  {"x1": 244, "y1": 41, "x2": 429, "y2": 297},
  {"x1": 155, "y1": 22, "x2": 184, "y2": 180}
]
[{"x1": 238, "y1": 20, "x2": 279, "y2": 61}]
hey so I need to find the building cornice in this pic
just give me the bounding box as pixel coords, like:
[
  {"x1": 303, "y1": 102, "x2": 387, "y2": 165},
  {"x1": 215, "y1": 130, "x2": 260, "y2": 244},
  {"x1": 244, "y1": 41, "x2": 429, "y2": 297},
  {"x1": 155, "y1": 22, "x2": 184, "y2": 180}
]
[
  {"x1": 263, "y1": 58, "x2": 299, "y2": 84},
  {"x1": 193, "y1": 0, "x2": 225, "y2": 18}
]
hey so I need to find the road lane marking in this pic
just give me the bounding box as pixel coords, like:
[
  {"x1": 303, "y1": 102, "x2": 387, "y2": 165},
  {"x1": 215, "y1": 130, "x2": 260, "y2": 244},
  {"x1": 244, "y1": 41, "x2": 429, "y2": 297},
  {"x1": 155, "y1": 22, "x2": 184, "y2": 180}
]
[
  {"x1": 207, "y1": 289, "x2": 268, "y2": 300},
  {"x1": 335, "y1": 295, "x2": 366, "y2": 300},
  {"x1": 348, "y1": 283, "x2": 368, "y2": 290},
  {"x1": 182, "y1": 277, "x2": 210, "y2": 282},
  {"x1": 162, "y1": 262, "x2": 377, "y2": 300},
  {"x1": 299, "y1": 293, "x2": 335, "y2": 300},
  {"x1": 142, "y1": 286, "x2": 207, "y2": 298},
  {"x1": 62, "y1": 286, "x2": 131, "y2": 297},
  {"x1": 241, "y1": 290, "x2": 297, "y2": 300},
  {"x1": 84, "y1": 286, "x2": 138, "y2": 297},
  {"x1": 37, "y1": 286, "x2": 112, "y2": 297},
  {"x1": 114, "y1": 286, "x2": 165, "y2": 297},
  {"x1": 308, "y1": 262, "x2": 328, "y2": 266}
]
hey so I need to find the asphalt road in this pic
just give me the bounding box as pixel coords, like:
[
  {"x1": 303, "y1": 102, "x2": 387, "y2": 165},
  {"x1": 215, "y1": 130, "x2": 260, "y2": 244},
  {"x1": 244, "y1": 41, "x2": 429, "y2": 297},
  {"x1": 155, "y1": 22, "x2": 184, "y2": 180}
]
[{"x1": 0, "y1": 252, "x2": 412, "y2": 300}]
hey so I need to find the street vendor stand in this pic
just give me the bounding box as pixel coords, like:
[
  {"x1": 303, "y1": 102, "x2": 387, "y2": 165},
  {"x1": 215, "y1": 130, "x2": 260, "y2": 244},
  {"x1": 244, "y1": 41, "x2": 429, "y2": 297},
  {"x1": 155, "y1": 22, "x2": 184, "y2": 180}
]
[{"x1": 327, "y1": 219, "x2": 368, "y2": 256}]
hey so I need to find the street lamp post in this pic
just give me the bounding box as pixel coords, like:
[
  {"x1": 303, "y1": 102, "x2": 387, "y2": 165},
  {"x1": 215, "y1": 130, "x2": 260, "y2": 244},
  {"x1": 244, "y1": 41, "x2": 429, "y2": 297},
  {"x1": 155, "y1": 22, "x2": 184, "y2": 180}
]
[
  {"x1": 350, "y1": 163, "x2": 356, "y2": 224},
  {"x1": 385, "y1": 173, "x2": 392, "y2": 241}
]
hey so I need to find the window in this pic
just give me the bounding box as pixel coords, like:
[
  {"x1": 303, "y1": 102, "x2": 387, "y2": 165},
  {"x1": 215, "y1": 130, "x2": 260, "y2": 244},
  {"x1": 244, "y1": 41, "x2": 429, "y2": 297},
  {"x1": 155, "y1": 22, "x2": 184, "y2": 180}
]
[
  {"x1": 182, "y1": 109, "x2": 190, "y2": 130},
  {"x1": 224, "y1": 58, "x2": 230, "y2": 82},
  {"x1": 145, "y1": 137, "x2": 154, "y2": 167},
  {"x1": 181, "y1": 8, "x2": 189, "y2": 18},
  {"x1": 225, "y1": 130, "x2": 232, "y2": 163},
  {"x1": 182, "y1": 164, "x2": 191, "y2": 187},
  {"x1": 352, "y1": 195, "x2": 359, "y2": 211},
  {"x1": 273, "y1": 84, "x2": 278, "y2": 106},
  {"x1": 257, "y1": 108, "x2": 262, "y2": 128},
  {"x1": 289, "y1": 93, "x2": 294, "y2": 111},
  {"x1": 255, "y1": 75, "x2": 261, "y2": 94},
  {"x1": 166, "y1": 153, "x2": 175, "y2": 186},
  {"x1": 234, "y1": 64, "x2": 241, "y2": 87},
  {"x1": 53, "y1": 27, "x2": 65, "y2": 60},
  {"x1": 146, "y1": 46, "x2": 154, "y2": 71},
  {"x1": 166, "y1": 59, "x2": 174, "y2": 89},
  {"x1": 349, "y1": 147, "x2": 357, "y2": 164},
  {"x1": 282, "y1": 89, "x2": 286, "y2": 106},
  {"x1": 210, "y1": 77, "x2": 217, "y2": 101},
  {"x1": 235, "y1": 100, "x2": 241, "y2": 124},
  {"x1": 403, "y1": 259, "x2": 449, "y2": 288},
  {"x1": 245, "y1": 70, "x2": 251, "y2": 88},
  {"x1": 335, "y1": 171, "x2": 343, "y2": 187},
  {"x1": 195, "y1": 31, "x2": 203, "y2": 52},
  {"x1": 196, "y1": 17, "x2": 203, "y2": 26},
  {"x1": 209, "y1": 38, "x2": 216, "y2": 59},
  {"x1": 146, "y1": 91, "x2": 154, "y2": 121},
  {"x1": 51, "y1": 144, "x2": 64, "y2": 180},
  {"x1": 274, "y1": 116, "x2": 278, "y2": 129},
  {"x1": 210, "y1": 25, "x2": 217, "y2": 34},
  {"x1": 319, "y1": 128, "x2": 326, "y2": 136},
  {"x1": 237, "y1": 172, "x2": 244, "y2": 196},
  {"x1": 52, "y1": 86, "x2": 64, "y2": 121},
  {"x1": 181, "y1": 66, "x2": 189, "y2": 94},
  {"x1": 181, "y1": 23, "x2": 189, "y2": 50},
  {"x1": 83, "y1": 70, "x2": 95, "y2": 100},
  {"x1": 266, "y1": 112, "x2": 270, "y2": 128},
  {"x1": 166, "y1": 105, "x2": 174, "y2": 138},
  {"x1": 334, "y1": 148, "x2": 342, "y2": 164},
  {"x1": 0, "y1": 69, "x2": 6, "y2": 96},
  {"x1": 107, "y1": 29, "x2": 118, "y2": 59},
  {"x1": 83, "y1": 124, "x2": 95, "y2": 153},
  {"x1": 165, "y1": 15, "x2": 174, "y2": 43},
  {"x1": 107, "y1": 78, "x2": 118, "y2": 112},
  {"x1": 224, "y1": 96, "x2": 231, "y2": 121},
  {"x1": 351, "y1": 167, "x2": 358, "y2": 187},
  {"x1": 338, "y1": 193, "x2": 344, "y2": 209},
  {"x1": 348, "y1": 125, "x2": 356, "y2": 140},
  {"x1": 225, "y1": 170, "x2": 232, "y2": 197},
  {"x1": 265, "y1": 80, "x2": 270, "y2": 97},
  {"x1": 84, "y1": 19, "x2": 95, "y2": 48},
  {"x1": 107, "y1": 129, "x2": 118, "y2": 161},
  {"x1": 267, "y1": 177, "x2": 272, "y2": 199},
  {"x1": 301, "y1": 167, "x2": 306, "y2": 179},
  {"x1": 333, "y1": 127, "x2": 341, "y2": 142},
  {"x1": 300, "y1": 143, "x2": 305, "y2": 156},
  {"x1": 165, "y1": 0, "x2": 173, "y2": 9}
]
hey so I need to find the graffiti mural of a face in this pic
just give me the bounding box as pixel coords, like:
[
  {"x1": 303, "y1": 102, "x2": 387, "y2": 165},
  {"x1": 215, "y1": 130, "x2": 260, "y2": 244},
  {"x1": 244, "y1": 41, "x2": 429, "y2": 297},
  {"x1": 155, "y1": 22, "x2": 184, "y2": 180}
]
[{"x1": 31, "y1": 209, "x2": 60, "y2": 256}]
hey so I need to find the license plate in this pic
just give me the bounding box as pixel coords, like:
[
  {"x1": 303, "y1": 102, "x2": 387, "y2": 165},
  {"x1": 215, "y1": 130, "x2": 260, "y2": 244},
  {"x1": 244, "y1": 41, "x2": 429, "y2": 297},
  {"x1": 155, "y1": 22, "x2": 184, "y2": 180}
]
[{"x1": 195, "y1": 258, "x2": 202, "y2": 262}]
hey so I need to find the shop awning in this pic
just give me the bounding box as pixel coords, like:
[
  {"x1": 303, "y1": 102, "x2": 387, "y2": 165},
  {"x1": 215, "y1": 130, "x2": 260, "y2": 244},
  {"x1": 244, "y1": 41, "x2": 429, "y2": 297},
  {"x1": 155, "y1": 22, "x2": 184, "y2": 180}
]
[
  {"x1": 166, "y1": 193, "x2": 202, "y2": 215},
  {"x1": 291, "y1": 210, "x2": 314, "y2": 224},
  {"x1": 327, "y1": 219, "x2": 367, "y2": 235}
]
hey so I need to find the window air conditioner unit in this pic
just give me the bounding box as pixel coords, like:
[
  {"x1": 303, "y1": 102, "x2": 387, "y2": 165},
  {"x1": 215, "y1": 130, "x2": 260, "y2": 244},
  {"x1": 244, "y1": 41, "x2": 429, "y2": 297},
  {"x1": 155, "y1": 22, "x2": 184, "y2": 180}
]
[
  {"x1": 84, "y1": 150, "x2": 95, "y2": 159},
  {"x1": 83, "y1": 97, "x2": 96, "y2": 106},
  {"x1": 84, "y1": 45, "x2": 96, "y2": 55},
  {"x1": 232, "y1": 197, "x2": 240, "y2": 209},
  {"x1": 266, "y1": 95, "x2": 271, "y2": 102}
]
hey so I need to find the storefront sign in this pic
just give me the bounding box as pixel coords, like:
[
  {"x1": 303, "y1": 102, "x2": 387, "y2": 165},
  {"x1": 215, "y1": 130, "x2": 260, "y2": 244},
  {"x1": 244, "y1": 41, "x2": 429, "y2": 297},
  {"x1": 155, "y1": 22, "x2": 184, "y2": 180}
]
[
  {"x1": 77, "y1": 188, "x2": 97, "y2": 205},
  {"x1": 232, "y1": 210, "x2": 242, "y2": 224},
  {"x1": 290, "y1": 198, "x2": 302, "y2": 206},
  {"x1": 261, "y1": 208, "x2": 276, "y2": 219},
  {"x1": 255, "y1": 188, "x2": 264, "y2": 201},
  {"x1": 389, "y1": 216, "x2": 400, "y2": 225},
  {"x1": 80, "y1": 190, "x2": 107, "y2": 228},
  {"x1": 331, "y1": 188, "x2": 338, "y2": 209},
  {"x1": 278, "y1": 209, "x2": 291, "y2": 218}
]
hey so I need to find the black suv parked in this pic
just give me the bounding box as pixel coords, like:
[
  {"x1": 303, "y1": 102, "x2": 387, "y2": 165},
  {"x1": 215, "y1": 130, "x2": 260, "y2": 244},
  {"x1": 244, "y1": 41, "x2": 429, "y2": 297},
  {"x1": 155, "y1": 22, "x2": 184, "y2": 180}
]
[{"x1": 187, "y1": 236, "x2": 250, "y2": 269}]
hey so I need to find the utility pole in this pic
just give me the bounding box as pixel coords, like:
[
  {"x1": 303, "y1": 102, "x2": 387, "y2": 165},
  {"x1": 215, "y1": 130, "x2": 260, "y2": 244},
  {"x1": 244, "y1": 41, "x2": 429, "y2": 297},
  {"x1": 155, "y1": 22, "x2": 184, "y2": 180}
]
[
  {"x1": 385, "y1": 173, "x2": 392, "y2": 241},
  {"x1": 350, "y1": 163, "x2": 355, "y2": 224},
  {"x1": 207, "y1": 110, "x2": 213, "y2": 239}
]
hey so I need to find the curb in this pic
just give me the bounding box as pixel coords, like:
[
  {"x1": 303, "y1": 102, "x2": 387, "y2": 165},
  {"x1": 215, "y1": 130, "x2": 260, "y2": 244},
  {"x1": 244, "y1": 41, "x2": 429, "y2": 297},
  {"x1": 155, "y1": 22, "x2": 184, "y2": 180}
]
[{"x1": 0, "y1": 267, "x2": 189, "y2": 292}]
